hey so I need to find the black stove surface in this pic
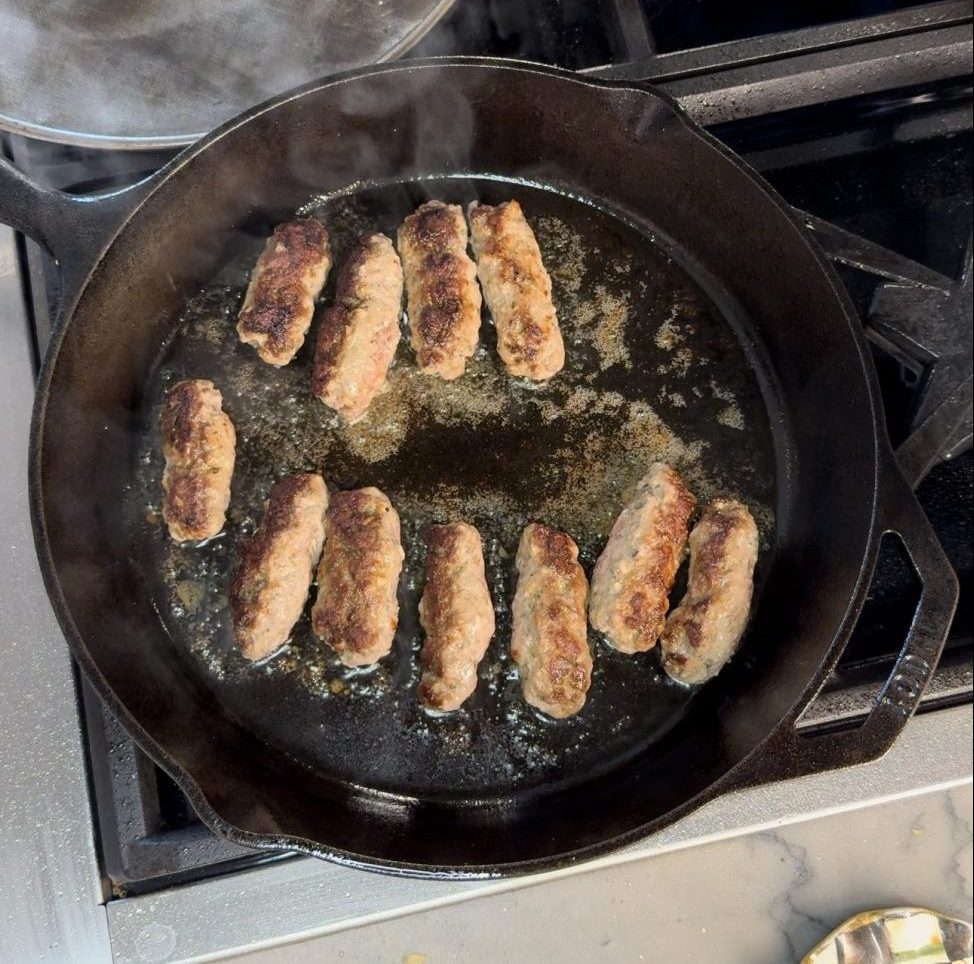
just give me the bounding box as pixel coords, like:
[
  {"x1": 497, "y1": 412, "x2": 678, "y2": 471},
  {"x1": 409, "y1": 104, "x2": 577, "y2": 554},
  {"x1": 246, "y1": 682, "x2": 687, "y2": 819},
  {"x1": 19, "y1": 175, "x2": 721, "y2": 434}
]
[{"x1": 5, "y1": 0, "x2": 971, "y2": 895}]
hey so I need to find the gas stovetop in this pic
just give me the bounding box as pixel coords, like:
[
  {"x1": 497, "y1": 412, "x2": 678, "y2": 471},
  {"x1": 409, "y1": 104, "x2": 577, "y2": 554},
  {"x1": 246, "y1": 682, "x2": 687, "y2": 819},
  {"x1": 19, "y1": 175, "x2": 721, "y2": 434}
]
[{"x1": 1, "y1": 0, "x2": 971, "y2": 956}]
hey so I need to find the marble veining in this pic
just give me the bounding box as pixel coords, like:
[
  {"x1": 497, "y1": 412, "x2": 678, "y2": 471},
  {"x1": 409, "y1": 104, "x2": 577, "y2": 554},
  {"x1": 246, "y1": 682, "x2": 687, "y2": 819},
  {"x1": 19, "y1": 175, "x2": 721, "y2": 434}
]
[
  {"x1": 944, "y1": 788, "x2": 974, "y2": 908},
  {"x1": 750, "y1": 832, "x2": 832, "y2": 962},
  {"x1": 221, "y1": 784, "x2": 973, "y2": 964}
]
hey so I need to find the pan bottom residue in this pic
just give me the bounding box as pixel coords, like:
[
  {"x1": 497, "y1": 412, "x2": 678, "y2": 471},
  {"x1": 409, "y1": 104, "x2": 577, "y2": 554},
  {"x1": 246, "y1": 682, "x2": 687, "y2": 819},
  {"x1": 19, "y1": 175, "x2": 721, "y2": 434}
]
[{"x1": 131, "y1": 176, "x2": 777, "y2": 801}]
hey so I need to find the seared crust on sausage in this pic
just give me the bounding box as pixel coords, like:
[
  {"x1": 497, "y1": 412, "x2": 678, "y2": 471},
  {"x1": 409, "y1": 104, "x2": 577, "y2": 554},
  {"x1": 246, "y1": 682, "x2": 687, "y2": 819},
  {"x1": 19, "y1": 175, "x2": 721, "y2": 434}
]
[
  {"x1": 230, "y1": 473, "x2": 329, "y2": 661},
  {"x1": 237, "y1": 218, "x2": 332, "y2": 366},
  {"x1": 589, "y1": 463, "x2": 696, "y2": 653},
  {"x1": 398, "y1": 201, "x2": 482, "y2": 380},
  {"x1": 511, "y1": 523, "x2": 592, "y2": 719},
  {"x1": 312, "y1": 234, "x2": 403, "y2": 423},
  {"x1": 468, "y1": 200, "x2": 564, "y2": 380},
  {"x1": 661, "y1": 499, "x2": 758, "y2": 684},
  {"x1": 312, "y1": 487, "x2": 404, "y2": 667},
  {"x1": 418, "y1": 523, "x2": 495, "y2": 711},
  {"x1": 161, "y1": 379, "x2": 236, "y2": 542}
]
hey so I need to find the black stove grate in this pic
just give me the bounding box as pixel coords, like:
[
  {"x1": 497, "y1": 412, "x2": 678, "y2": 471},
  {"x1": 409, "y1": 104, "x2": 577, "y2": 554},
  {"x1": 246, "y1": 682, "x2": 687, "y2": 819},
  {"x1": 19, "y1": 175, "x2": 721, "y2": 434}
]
[
  {"x1": 639, "y1": 0, "x2": 933, "y2": 53},
  {"x1": 5, "y1": 0, "x2": 971, "y2": 894}
]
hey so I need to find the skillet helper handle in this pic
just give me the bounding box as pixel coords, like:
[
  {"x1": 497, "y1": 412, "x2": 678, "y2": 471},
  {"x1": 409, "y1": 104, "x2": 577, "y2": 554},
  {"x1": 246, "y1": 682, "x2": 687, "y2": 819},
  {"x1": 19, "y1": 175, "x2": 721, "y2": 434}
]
[
  {"x1": 825, "y1": 459, "x2": 958, "y2": 750},
  {"x1": 729, "y1": 452, "x2": 959, "y2": 789},
  {"x1": 0, "y1": 156, "x2": 152, "y2": 312}
]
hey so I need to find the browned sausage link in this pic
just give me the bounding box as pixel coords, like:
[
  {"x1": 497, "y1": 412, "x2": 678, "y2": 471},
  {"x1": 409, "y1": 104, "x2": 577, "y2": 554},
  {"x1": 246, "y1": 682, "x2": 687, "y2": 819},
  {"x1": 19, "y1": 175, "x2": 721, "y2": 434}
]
[
  {"x1": 468, "y1": 200, "x2": 564, "y2": 381},
  {"x1": 589, "y1": 463, "x2": 695, "y2": 653},
  {"x1": 312, "y1": 487, "x2": 404, "y2": 667},
  {"x1": 511, "y1": 523, "x2": 592, "y2": 719},
  {"x1": 662, "y1": 499, "x2": 759, "y2": 684},
  {"x1": 418, "y1": 522, "x2": 495, "y2": 711},
  {"x1": 230, "y1": 474, "x2": 329, "y2": 662},
  {"x1": 398, "y1": 201, "x2": 482, "y2": 380},
  {"x1": 312, "y1": 233, "x2": 403, "y2": 423},
  {"x1": 161, "y1": 379, "x2": 236, "y2": 542},
  {"x1": 237, "y1": 218, "x2": 332, "y2": 366}
]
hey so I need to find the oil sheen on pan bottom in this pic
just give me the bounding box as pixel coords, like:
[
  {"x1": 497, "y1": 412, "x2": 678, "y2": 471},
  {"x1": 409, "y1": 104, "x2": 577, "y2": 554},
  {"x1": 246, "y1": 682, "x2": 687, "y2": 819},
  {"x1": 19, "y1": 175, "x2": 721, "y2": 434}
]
[{"x1": 131, "y1": 175, "x2": 778, "y2": 802}]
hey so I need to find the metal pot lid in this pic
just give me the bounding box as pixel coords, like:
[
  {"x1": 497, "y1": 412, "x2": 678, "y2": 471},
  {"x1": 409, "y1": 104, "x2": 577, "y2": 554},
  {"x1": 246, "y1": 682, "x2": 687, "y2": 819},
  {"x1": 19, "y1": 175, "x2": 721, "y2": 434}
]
[{"x1": 0, "y1": 0, "x2": 454, "y2": 148}]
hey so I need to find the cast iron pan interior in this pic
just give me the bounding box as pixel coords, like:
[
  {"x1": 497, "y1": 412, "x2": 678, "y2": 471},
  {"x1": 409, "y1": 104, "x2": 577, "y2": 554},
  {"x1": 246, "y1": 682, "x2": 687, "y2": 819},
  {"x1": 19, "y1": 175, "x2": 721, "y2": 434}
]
[
  {"x1": 32, "y1": 63, "x2": 879, "y2": 871},
  {"x1": 135, "y1": 175, "x2": 777, "y2": 799}
]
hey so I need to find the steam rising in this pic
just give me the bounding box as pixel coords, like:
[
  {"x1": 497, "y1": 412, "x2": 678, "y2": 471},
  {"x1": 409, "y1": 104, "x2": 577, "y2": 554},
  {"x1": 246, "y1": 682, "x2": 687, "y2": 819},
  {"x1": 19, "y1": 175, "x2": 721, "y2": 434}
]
[{"x1": 0, "y1": 0, "x2": 453, "y2": 143}]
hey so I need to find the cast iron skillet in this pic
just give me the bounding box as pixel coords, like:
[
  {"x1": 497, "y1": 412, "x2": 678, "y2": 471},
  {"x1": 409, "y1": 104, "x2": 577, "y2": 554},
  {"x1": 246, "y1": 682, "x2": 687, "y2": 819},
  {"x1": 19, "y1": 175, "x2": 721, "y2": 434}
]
[{"x1": 0, "y1": 59, "x2": 959, "y2": 876}]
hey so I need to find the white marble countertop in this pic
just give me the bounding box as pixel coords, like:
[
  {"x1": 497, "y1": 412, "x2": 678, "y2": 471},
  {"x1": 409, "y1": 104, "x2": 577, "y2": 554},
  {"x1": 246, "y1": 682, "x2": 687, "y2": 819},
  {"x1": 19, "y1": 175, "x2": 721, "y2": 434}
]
[{"x1": 227, "y1": 783, "x2": 972, "y2": 964}]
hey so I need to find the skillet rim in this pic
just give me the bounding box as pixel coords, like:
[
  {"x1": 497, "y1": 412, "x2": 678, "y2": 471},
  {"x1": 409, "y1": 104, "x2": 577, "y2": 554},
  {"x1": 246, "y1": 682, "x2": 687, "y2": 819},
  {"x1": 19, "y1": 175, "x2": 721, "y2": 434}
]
[{"x1": 27, "y1": 56, "x2": 883, "y2": 877}]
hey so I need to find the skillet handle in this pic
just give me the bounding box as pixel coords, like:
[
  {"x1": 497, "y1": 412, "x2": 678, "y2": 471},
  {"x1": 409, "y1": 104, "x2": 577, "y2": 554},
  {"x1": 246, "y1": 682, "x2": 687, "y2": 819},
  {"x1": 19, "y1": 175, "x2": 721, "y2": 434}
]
[
  {"x1": 726, "y1": 451, "x2": 959, "y2": 790},
  {"x1": 0, "y1": 155, "x2": 154, "y2": 312}
]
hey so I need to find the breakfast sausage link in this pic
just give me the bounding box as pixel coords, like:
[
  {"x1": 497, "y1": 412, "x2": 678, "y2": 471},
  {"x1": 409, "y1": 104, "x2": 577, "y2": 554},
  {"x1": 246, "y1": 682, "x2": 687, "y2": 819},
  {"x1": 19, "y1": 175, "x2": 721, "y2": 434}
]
[
  {"x1": 237, "y1": 218, "x2": 332, "y2": 366},
  {"x1": 511, "y1": 523, "x2": 592, "y2": 719},
  {"x1": 418, "y1": 522, "x2": 495, "y2": 711},
  {"x1": 312, "y1": 233, "x2": 404, "y2": 423},
  {"x1": 468, "y1": 200, "x2": 564, "y2": 381},
  {"x1": 589, "y1": 463, "x2": 696, "y2": 653},
  {"x1": 230, "y1": 473, "x2": 329, "y2": 661},
  {"x1": 398, "y1": 201, "x2": 482, "y2": 380},
  {"x1": 161, "y1": 378, "x2": 236, "y2": 542},
  {"x1": 662, "y1": 499, "x2": 759, "y2": 685},
  {"x1": 312, "y1": 487, "x2": 404, "y2": 667}
]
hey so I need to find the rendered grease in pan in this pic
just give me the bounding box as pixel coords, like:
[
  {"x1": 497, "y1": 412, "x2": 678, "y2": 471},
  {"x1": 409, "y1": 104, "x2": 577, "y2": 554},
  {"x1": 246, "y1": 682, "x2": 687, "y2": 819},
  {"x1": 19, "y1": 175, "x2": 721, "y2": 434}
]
[{"x1": 133, "y1": 177, "x2": 777, "y2": 799}]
